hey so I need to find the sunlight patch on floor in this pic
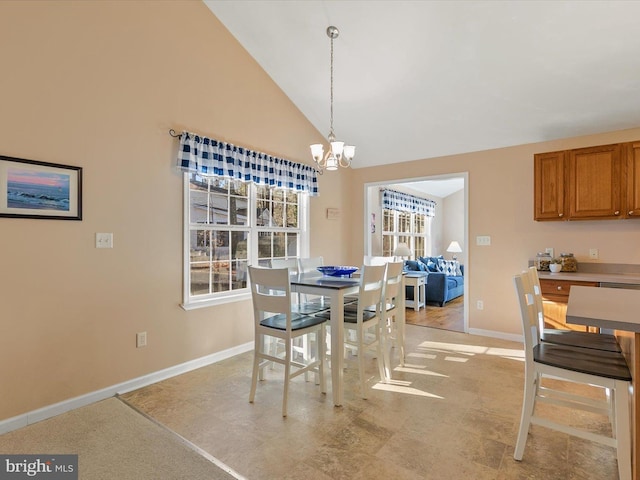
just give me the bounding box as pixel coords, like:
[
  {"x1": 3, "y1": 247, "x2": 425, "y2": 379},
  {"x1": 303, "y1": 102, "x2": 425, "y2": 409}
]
[
  {"x1": 372, "y1": 382, "x2": 444, "y2": 398},
  {"x1": 444, "y1": 356, "x2": 468, "y2": 363},
  {"x1": 394, "y1": 366, "x2": 448, "y2": 377}
]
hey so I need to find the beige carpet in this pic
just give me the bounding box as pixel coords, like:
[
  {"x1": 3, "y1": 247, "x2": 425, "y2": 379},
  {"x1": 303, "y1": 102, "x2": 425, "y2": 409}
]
[{"x1": 0, "y1": 397, "x2": 241, "y2": 480}]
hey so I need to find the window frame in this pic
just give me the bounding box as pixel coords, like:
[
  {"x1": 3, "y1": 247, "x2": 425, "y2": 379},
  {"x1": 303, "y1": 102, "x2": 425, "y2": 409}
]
[
  {"x1": 181, "y1": 173, "x2": 309, "y2": 310},
  {"x1": 381, "y1": 208, "x2": 431, "y2": 259}
]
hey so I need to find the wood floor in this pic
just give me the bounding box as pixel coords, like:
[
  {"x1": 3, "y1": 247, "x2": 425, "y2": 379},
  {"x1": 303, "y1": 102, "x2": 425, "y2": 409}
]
[{"x1": 405, "y1": 296, "x2": 464, "y2": 332}]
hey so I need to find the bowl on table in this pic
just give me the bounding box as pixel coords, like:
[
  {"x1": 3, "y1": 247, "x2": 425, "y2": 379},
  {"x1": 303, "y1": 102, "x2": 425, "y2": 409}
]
[{"x1": 317, "y1": 266, "x2": 359, "y2": 278}]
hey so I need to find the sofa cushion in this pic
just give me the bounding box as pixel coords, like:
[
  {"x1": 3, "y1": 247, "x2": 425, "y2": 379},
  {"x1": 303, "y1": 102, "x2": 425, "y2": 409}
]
[
  {"x1": 448, "y1": 276, "x2": 464, "y2": 288},
  {"x1": 419, "y1": 256, "x2": 442, "y2": 272},
  {"x1": 405, "y1": 260, "x2": 421, "y2": 271}
]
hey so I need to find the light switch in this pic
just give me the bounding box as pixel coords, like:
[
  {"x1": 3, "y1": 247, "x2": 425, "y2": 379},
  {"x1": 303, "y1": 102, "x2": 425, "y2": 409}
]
[
  {"x1": 96, "y1": 233, "x2": 113, "y2": 249},
  {"x1": 476, "y1": 235, "x2": 491, "y2": 246}
]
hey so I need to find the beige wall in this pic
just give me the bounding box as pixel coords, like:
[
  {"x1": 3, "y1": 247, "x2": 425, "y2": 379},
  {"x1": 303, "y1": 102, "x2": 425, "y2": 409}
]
[
  {"x1": 443, "y1": 188, "x2": 465, "y2": 256},
  {"x1": 350, "y1": 128, "x2": 640, "y2": 336},
  {"x1": 0, "y1": 0, "x2": 349, "y2": 421}
]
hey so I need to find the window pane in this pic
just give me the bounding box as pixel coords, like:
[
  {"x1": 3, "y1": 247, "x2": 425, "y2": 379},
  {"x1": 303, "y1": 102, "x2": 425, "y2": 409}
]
[
  {"x1": 272, "y1": 202, "x2": 284, "y2": 227},
  {"x1": 286, "y1": 233, "x2": 298, "y2": 256},
  {"x1": 382, "y1": 235, "x2": 393, "y2": 257},
  {"x1": 189, "y1": 174, "x2": 208, "y2": 192},
  {"x1": 230, "y1": 180, "x2": 247, "y2": 197},
  {"x1": 229, "y1": 196, "x2": 248, "y2": 226},
  {"x1": 273, "y1": 232, "x2": 286, "y2": 257},
  {"x1": 209, "y1": 194, "x2": 229, "y2": 225},
  {"x1": 190, "y1": 229, "x2": 211, "y2": 261},
  {"x1": 190, "y1": 191, "x2": 209, "y2": 224},
  {"x1": 398, "y1": 212, "x2": 411, "y2": 232},
  {"x1": 190, "y1": 263, "x2": 211, "y2": 295},
  {"x1": 286, "y1": 203, "x2": 298, "y2": 228},
  {"x1": 258, "y1": 232, "x2": 272, "y2": 258}
]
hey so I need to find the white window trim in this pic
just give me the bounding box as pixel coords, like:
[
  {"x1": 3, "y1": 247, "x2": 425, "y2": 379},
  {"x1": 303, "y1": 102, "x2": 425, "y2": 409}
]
[{"x1": 180, "y1": 173, "x2": 310, "y2": 310}]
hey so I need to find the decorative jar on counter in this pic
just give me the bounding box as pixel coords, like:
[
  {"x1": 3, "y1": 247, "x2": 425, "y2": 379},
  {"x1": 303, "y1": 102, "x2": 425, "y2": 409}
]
[
  {"x1": 535, "y1": 252, "x2": 551, "y2": 271},
  {"x1": 560, "y1": 253, "x2": 577, "y2": 272}
]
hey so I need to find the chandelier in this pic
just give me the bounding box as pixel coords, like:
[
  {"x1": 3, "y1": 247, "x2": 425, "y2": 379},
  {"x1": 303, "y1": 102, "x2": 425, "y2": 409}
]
[{"x1": 310, "y1": 26, "x2": 355, "y2": 174}]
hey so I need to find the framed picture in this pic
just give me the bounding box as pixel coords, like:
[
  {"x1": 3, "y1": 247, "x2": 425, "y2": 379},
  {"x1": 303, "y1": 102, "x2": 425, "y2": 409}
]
[{"x1": 0, "y1": 155, "x2": 82, "y2": 220}]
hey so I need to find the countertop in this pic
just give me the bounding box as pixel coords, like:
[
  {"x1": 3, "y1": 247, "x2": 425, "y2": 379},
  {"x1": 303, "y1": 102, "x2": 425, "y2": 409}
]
[{"x1": 538, "y1": 271, "x2": 640, "y2": 285}]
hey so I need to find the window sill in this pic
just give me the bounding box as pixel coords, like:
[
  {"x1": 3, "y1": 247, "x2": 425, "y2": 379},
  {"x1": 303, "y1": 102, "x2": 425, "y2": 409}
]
[{"x1": 180, "y1": 291, "x2": 251, "y2": 311}]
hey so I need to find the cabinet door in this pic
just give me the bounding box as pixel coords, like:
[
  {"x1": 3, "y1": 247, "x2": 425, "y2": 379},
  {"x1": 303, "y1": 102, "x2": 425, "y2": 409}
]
[
  {"x1": 568, "y1": 144, "x2": 623, "y2": 219},
  {"x1": 534, "y1": 151, "x2": 566, "y2": 221},
  {"x1": 627, "y1": 142, "x2": 640, "y2": 218}
]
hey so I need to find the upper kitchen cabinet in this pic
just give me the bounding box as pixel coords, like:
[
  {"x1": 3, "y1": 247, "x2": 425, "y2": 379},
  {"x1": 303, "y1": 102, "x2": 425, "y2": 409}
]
[
  {"x1": 628, "y1": 142, "x2": 640, "y2": 218},
  {"x1": 534, "y1": 150, "x2": 566, "y2": 220},
  {"x1": 568, "y1": 144, "x2": 623, "y2": 220},
  {"x1": 534, "y1": 141, "x2": 640, "y2": 221}
]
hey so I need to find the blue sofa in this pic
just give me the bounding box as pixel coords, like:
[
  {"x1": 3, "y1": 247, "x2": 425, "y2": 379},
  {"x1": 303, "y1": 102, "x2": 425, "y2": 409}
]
[{"x1": 404, "y1": 257, "x2": 464, "y2": 307}]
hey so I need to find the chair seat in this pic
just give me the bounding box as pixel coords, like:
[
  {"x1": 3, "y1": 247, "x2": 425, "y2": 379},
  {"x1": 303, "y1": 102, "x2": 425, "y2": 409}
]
[
  {"x1": 345, "y1": 301, "x2": 395, "y2": 313},
  {"x1": 260, "y1": 313, "x2": 327, "y2": 331},
  {"x1": 534, "y1": 343, "x2": 631, "y2": 381},
  {"x1": 292, "y1": 303, "x2": 331, "y2": 315},
  {"x1": 541, "y1": 329, "x2": 621, "y2": 352},
  {"x1": 316, "y1": 310, "x2": 377, "y2": 323}
]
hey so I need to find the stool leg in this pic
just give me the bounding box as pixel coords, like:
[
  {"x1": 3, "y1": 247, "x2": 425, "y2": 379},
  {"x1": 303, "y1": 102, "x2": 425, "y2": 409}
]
[{"x1": 613, "y1": 380, "x2": 632, "y2": 480}]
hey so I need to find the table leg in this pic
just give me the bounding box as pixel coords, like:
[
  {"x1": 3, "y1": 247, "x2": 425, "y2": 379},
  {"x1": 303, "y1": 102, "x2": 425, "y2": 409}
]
[{"x1": 330, "y1": 290, "x2": 345, "y2": 406}]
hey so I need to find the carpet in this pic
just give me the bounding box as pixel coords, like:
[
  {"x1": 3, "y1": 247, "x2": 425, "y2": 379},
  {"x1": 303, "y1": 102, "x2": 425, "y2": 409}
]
[{"x1": 0, "y1": 397, "x2": 242, "y2": 480}]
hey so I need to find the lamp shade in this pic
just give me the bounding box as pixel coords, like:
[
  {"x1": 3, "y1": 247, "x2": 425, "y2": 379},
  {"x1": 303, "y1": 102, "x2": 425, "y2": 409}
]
[
  {"x1": 394, "y1": 242, "x2": 411, "y2": 257},
  {"x1": 446, "y1": 241, "x2": 462, "y2": 253}
]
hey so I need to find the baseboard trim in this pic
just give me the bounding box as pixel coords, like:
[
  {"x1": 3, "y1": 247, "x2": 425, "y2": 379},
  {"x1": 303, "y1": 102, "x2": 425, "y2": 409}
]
[
  {"x1": 0, "y1": 341, "x2": 253, "y2": 435},
  {"x1": 468, "y1": 328, "x2": 523, "y2": 343}
]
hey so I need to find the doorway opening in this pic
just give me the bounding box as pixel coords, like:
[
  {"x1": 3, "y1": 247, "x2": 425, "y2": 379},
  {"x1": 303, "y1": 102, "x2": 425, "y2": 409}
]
[{"x1": 364, "y1": 172, "x2": 468, "y2": 333}]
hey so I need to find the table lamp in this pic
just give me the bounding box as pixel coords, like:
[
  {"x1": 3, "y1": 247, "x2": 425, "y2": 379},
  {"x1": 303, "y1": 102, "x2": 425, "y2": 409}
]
[
  {"x1": 446, "y1": 241, "x2": 462, "y2": 260},
  {"x1": 393, "y1": 242, "x2": 411, "y2": 261}
]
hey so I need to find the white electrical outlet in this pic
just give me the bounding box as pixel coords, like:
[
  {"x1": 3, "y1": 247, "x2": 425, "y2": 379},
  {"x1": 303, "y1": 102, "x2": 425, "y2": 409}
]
[
  {"x1": 136, "y1": 332, "x2": 147, "y2": 348},
  {"x1": 589, "y1": 248, "x2": 599, "y2": 259},
  {"x1": 476, "y1": 300, "x2": 484, "y2": 310},
  {"x1": 545, "y1": 247, "x2": 554, "y2": 258}
]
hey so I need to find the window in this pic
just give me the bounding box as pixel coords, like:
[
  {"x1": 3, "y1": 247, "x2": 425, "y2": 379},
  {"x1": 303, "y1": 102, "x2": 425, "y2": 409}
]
[
  {"x1": 183, "y1": 173, "x2": 307, "y2": 309},
  {"x1": 382, "y1": 208, "x2": 431, "y2": 258}
]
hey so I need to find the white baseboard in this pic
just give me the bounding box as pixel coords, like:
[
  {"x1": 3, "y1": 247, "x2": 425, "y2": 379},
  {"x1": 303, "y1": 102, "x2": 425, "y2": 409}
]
[
  {"x1": 0, "y1": 342, "x2": 253, "y2": 435},
  {"x1": 468, "y1": 327, "x2": 523, "y2": 343}
]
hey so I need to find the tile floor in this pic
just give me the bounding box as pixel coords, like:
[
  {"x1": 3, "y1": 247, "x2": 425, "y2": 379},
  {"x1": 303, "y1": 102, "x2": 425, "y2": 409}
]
[{"x1": 120, "y1": 325, "x2": 620, "y2": 480}]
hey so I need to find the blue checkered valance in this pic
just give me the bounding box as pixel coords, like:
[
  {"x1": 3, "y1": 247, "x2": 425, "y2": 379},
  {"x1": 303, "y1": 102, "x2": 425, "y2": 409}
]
[
  {"x1": 176, "y1": 131, "x2": 319, "y2": 196},
  {"x1": 382, "y1": 189, "x2": 436, "y2": 216}
]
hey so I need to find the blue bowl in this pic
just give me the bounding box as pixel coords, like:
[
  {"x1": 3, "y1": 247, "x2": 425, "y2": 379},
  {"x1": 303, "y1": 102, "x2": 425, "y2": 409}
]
[{"x1": 317, "y1": 266, "x2": 359, "y2": 277}]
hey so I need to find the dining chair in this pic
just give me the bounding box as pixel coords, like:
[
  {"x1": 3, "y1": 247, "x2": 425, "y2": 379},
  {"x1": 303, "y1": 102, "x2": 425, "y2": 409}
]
[
  {"x1": 513, "y1": 272, "x2": 632, "y2": 480},
  {"x1": 271, "y1": 258, "x2": 329, "y2": 315},
  {"x1": 248, "y1": 266, "x2": 327, "y2": 417},
  {"x1": 318, "y1": 263, "x2": 386, "y2": 398},
  {"x1": 298, "y1": 256, "x2": 325, "y2": 273},
  {"x1": 379, "y1": 261, "x2": 406, "y2": 380},
  {"x1": 525, "y1": 266, "x2": 621, "y2": 352},
  {"x1": 363, "y1": 255, "x2": 394, "y2": 266}
]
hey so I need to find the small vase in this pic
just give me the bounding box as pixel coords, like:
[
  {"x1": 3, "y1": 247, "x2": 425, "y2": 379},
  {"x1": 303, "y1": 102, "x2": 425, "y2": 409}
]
[{"x1": 549, "y1": 264, "x2": 562, "y2": 273}]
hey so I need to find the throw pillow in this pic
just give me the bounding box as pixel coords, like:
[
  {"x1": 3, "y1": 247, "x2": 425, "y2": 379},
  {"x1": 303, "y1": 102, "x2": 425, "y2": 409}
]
[
  {"x1": 416, "y1": 260, "x2": 428, "y2": 271},
  {"x1": 426, "y1": 260, "x2": 439, "y2": 272},
  {"x1": 439, "y1": 259, "x2": 461, "y2": 276}
]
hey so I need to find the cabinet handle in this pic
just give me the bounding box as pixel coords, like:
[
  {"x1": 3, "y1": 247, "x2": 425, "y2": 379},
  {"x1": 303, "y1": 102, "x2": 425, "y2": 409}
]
[
  {"x1": 558, "y1": 213, "x2": 563, "y2": 217},
  {"x1": 630, "y1": 211, "x2": 635, "y2": 215},
  {"x1": 615, "y1": 211, "x2": 620, "y2": 215},
  {"x1": 557, "y1": 286, "x2": 562, "y2": 290}
]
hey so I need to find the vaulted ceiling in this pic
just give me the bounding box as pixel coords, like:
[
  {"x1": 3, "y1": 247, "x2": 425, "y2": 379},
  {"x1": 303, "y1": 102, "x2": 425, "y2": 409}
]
[{"x1": 205, "y1": 1, "x2": 640, "y2": 170}]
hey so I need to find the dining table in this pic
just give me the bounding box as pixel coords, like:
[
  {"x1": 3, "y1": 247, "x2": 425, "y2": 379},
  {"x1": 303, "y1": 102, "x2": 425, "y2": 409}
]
[
  {"x1": 290, "y1": 272, "x2": 359, "y2": 406},
  {"x1": 566, "y1": 285, "x2": 640, "y2": 480}
]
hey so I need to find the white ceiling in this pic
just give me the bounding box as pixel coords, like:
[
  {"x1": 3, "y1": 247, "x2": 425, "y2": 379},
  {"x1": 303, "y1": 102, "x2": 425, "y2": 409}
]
[{"x1": 205, "y1": 1, "x2": 640, "y2": 170}]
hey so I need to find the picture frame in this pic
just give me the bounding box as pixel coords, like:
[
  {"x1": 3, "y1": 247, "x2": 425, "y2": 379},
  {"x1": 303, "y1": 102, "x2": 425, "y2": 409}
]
[{"x1": 0, "y1": 155, "x2": 82, "y2": 220}]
